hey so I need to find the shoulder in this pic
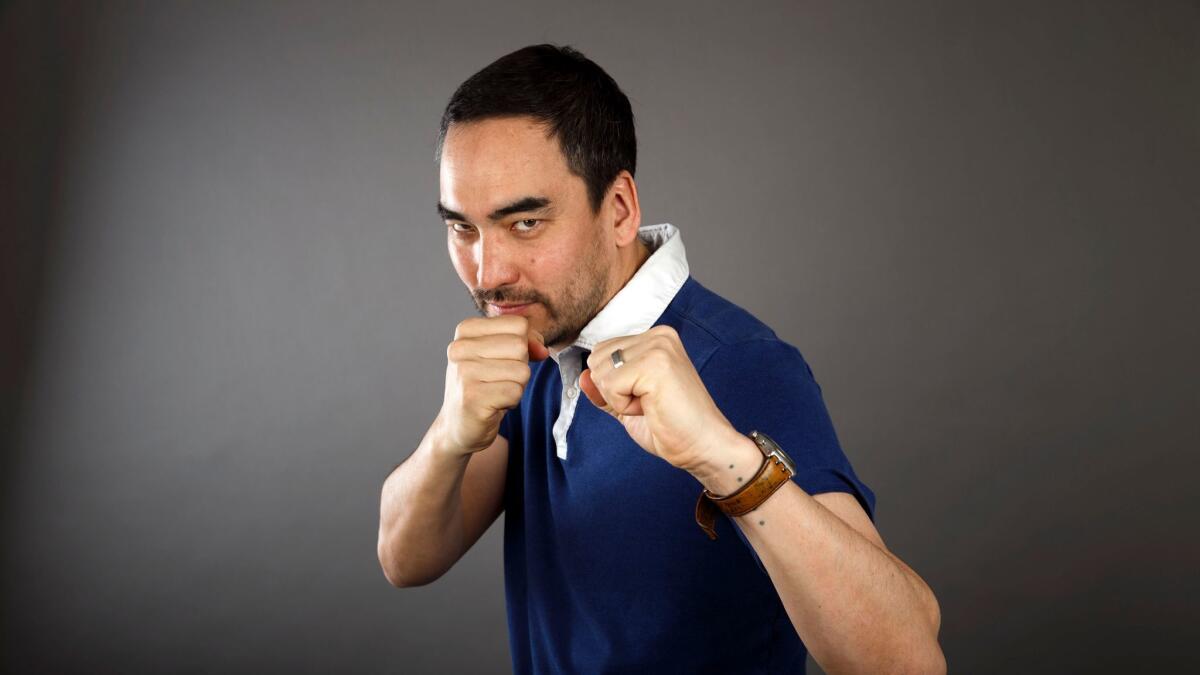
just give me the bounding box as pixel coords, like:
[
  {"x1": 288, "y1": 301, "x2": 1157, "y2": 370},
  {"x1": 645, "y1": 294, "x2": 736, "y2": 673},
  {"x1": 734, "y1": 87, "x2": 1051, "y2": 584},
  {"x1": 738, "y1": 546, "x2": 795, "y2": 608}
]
[{"x1": 658, "y1": 276, "x2": 810, "y2": 376}]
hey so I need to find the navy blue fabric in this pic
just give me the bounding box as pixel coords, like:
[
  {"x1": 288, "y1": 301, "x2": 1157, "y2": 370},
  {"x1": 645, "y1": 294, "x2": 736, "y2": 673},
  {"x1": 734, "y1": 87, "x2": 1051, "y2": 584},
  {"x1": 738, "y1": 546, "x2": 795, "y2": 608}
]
[{"x1": 499, "y1": 275, "x2": 875, "y2": 674}]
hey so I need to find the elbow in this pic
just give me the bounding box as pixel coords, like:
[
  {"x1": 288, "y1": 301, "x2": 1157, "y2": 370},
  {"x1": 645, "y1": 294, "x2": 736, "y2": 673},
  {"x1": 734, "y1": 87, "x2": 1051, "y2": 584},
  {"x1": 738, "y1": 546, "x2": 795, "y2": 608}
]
[
  {"x1": 913, "y1": 643, "x2": 947, "y2": 675},
  {"x1": 886, "y1": 586, "x2": 944, "y2": 675},
  {"x1": 880, "y1": 638, "x2": 944, "y2": 675},
  {"x1": 913, "y1": 598, "x2": 946, "y2": 675},
  {"x1": 933, "y1": 650, "x2": 948, "y2": 675},
  {"x1": 379, "y1": 558, "x2": 411, "y2": 589},
  {"x1": 377, "y1": 538, "x2": 418, "y2": 588},
  {"x1": 377, "y1": 536, "x2": 405, "y2": 587},
  {"x1": 381, "y1": 569, "x2": 427, "y2": 589},
  {"x1": 378, "y1": 552, "x2": 427, "y2": 589},
  {"x1": 918, "y1": 590, "x2": 945, "y2": 674},
  {"x1": 889, "y1": 632, "x2": 947, "y2": 675},
  {"x1": 910, "y1": 572, "x2": 942, "y2": 640},
  {"x1": 383, "y1": 567, "x2": 441, "y2": 589},
  {"x1": 925, "y1": 591, "x2": 942, "y2": 638},
  {"x1": 377, "y1": 533, "x2": 441, "y2": 589}
]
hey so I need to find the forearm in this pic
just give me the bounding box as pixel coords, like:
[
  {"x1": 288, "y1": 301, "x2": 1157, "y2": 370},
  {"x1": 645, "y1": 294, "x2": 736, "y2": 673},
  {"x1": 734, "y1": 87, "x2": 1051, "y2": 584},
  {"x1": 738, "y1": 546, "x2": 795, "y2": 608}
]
[
  {"x1": 377, "y1": 412, "x2": 472, "y2": 587},
  {"x1": 692, "y1": 433, "x2": 944, "y2": 675}
]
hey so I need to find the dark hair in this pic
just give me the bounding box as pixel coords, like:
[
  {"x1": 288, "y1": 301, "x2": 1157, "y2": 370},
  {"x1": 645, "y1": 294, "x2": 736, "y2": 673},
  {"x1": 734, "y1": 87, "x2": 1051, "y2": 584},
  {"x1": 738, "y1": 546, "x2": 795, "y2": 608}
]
[{"x1": 435, "y1": 44, "x2": 637, "y2": 215}]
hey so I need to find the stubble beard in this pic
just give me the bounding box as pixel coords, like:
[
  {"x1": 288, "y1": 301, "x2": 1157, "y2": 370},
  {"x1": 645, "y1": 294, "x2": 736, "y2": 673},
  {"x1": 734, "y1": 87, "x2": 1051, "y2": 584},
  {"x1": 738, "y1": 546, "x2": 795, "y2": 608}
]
[
  {"x1": 469, "y1": 238, "x2": 613, "y2": 350},
  {"x1": 539, "y1": 253, "x2": 611, "y2": 349}
]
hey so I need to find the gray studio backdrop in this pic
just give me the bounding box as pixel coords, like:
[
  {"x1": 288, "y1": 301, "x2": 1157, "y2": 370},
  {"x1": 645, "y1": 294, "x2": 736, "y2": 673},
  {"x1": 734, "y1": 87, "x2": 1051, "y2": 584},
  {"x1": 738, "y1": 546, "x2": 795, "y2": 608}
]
[{"x1": 3, "y1": 1, "x2": 1197, "y2": 673}]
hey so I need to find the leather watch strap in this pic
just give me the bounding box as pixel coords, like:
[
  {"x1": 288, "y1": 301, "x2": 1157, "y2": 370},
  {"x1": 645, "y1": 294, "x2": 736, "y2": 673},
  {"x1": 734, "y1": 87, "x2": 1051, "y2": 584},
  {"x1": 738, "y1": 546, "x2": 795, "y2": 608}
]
[{"x1": 695, "y1": 433, "x2": 794, "y2": 541}]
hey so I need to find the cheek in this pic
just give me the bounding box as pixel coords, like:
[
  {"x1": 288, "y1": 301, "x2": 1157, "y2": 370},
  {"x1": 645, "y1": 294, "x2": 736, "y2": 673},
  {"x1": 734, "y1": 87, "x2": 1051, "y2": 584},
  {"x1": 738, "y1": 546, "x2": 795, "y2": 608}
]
[{"x1": 448, "y1": 245, "x2": 475, "y2": 281}]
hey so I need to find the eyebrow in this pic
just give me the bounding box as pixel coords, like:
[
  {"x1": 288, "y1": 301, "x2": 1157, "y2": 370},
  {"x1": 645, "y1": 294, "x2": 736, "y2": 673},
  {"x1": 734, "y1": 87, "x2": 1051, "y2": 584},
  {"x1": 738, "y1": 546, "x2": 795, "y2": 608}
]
[{"x1": 437, "y1": 196, "x2": 553, "y2": 224}]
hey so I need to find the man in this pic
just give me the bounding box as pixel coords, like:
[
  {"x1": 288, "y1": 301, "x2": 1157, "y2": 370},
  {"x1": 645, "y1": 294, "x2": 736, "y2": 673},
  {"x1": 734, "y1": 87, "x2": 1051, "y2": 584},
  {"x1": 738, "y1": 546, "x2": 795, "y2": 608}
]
[{"x1": 377, "y1": 44, "x2": 945, "y2": 674}]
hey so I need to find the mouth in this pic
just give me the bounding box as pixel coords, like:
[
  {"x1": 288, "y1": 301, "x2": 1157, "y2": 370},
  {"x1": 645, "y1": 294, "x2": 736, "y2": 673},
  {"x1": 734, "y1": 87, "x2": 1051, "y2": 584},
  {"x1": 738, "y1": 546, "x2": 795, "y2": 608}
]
[{"x1": 489, "y1": 302, "x2": 535, "y2": 315}]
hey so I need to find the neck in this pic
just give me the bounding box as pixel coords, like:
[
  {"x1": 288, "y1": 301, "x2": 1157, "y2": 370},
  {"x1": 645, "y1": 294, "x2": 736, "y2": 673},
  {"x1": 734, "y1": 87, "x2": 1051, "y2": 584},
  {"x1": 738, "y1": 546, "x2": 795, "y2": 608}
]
[
  {"x1": 608, "y1": 235, "x2": 651, "y2": 300},
  {"x1": 581, "y1": 235, "x2": 652, "y2": 329},
  {"x1": 626, "y1": 236, "x2": 652, "y2": 282},
  {"x1": 550, "y1": 236, "x2": 651, "y2": 357}
]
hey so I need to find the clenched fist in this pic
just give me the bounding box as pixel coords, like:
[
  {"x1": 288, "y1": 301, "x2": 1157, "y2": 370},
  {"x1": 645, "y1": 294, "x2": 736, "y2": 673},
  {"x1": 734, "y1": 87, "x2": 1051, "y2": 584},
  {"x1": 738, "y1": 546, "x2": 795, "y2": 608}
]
[{"x1": 436, "y1": 315, "x2": 549, "y2": 457}]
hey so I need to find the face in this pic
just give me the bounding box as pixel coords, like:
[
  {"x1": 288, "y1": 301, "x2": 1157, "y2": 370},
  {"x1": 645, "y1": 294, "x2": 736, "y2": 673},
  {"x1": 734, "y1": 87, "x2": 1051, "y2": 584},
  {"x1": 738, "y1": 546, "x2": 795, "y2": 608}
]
[{"x1": 439, "y1": 116, "x2": 615, "y2": 350}]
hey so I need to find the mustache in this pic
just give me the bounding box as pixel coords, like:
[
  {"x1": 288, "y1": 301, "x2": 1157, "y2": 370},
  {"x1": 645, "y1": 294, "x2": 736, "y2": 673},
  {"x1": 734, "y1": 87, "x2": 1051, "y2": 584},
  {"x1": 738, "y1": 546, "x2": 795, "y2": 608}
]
[{"x1": 476, "y1": 290, "x2": 541, "y2": 305}]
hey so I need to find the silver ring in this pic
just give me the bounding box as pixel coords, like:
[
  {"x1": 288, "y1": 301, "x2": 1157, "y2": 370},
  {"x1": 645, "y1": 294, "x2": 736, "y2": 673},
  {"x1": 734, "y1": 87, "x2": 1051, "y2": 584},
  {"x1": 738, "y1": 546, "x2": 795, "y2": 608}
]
[{"x1": 611, "y1": 348, "x2": 625, "y2": 369}]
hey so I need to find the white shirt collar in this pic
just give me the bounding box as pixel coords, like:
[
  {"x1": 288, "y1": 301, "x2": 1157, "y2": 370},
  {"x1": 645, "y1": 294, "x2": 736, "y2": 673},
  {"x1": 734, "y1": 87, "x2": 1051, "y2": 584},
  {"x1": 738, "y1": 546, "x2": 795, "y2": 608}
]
[{"x1": 549, "y1": 222, "x2": 689, "y2": 363}]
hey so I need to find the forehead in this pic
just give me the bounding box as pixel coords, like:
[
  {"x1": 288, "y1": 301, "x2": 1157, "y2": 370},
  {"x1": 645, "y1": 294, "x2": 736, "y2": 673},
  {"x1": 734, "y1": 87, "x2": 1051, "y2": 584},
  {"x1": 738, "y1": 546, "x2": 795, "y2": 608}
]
[{"x1": 439, "y1": 116, "x2": 576, "y2": 213}]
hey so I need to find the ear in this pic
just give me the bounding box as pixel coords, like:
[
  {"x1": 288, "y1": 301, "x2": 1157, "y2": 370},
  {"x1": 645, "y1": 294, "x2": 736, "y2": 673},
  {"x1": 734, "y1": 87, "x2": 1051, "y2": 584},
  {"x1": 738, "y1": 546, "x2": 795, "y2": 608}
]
[{"x1": 606, "y1": 170, "x2": 642, "y2": 248}]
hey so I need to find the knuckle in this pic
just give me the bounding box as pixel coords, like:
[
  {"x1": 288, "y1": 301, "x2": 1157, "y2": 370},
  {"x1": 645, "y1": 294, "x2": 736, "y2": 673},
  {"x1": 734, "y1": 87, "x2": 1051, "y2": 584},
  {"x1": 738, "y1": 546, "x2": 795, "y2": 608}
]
[
  {"x1": 648, "y1": 349, "x2": 670, "y2": 368},
  {"x1": 506, "y1": 333, "x2": 526, "y2": 351},
  {"x1": 453, "y1": 317, "x2": 477, "y2": 340},
  {"x1": 498, "y1": 315, "x2": 527, "y2": 334},
  {"x1": 456, "y1": 358, "x2": 474, "y2": 377}
]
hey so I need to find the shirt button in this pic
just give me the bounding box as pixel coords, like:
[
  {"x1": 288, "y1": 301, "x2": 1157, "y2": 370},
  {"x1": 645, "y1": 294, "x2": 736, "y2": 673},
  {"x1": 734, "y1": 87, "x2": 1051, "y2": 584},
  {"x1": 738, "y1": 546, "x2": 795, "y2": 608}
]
[{"x1": 566, "y1": 386, "x2": 577, "y2": 399}]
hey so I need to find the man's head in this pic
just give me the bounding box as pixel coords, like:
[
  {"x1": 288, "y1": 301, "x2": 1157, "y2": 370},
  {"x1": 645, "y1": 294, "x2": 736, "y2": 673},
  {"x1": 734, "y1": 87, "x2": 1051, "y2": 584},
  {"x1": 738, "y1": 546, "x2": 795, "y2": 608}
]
[{"x1": 436, "y1": 44, "x2": 645, "y2": 351}]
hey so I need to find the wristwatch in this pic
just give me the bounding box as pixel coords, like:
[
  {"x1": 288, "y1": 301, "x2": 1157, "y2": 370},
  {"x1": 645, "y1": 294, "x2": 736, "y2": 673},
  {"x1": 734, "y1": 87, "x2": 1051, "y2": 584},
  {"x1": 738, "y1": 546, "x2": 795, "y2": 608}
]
[{"x1": 695, "y1": 430, "x2": 796, "y2": 541}]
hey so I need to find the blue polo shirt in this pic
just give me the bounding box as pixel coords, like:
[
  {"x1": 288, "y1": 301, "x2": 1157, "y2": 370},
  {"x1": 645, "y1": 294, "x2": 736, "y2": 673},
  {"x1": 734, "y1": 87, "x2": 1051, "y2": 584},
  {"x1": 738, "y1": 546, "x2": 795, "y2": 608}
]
[{"x1": 497, "y1": 272, "x2": 876, "y2": 674}]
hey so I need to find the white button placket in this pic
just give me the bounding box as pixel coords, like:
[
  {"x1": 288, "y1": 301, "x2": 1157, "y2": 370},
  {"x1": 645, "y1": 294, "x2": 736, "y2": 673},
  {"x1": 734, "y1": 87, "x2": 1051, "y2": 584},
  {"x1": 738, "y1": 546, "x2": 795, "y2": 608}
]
[{"x1": 551, "y1": 346, "x2": 586, "y2": 460}]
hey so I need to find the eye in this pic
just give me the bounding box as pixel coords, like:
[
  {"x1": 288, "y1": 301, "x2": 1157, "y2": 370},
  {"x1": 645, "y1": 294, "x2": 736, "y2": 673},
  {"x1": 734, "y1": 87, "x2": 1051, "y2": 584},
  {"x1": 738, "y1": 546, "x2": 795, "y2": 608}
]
[
  {"x1": 448, "y1": 222, "x2": 474, "y2": 234},
  {"x1": 513, "y1": 218, "x2": 540, "y2": 232}
]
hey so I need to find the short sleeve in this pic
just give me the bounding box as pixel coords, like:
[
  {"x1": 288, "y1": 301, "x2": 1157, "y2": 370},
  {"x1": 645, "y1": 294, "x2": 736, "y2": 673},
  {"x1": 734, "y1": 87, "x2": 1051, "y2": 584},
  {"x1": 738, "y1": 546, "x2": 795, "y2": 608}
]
[{"x1": 698, "y1": 338, "x2": 877, "y2": 566}]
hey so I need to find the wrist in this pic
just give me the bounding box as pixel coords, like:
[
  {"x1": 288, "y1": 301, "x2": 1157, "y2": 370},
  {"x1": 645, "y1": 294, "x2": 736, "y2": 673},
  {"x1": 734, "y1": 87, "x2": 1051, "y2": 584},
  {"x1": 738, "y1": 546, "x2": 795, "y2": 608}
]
[
  {"x1": 685, "y1": 427, "x2": 764, "y2": 497},
  {"x1": 428, "y1": 409, "x2": 477, "y2": 463}
]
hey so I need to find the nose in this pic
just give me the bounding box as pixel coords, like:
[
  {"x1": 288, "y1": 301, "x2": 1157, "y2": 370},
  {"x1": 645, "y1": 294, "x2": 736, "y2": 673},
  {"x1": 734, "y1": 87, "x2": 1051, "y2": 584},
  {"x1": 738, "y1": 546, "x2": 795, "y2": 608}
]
[{"x1": 474, "y1": 229, "x2": 520, "y2": 291}]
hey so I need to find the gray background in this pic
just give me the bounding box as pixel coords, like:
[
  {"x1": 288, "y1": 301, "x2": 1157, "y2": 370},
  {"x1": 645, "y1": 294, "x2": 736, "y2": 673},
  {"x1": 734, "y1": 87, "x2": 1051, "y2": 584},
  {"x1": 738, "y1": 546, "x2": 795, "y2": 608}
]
[{"x1": 3, "y1": 1, "x2": 1197, "y2": 673}]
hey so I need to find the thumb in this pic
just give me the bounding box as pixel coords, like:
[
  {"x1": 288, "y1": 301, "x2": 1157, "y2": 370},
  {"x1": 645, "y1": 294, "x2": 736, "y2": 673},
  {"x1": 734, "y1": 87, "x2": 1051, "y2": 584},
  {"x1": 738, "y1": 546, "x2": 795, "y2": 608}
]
[
  {"x1": 580, "y1": 369, "x2": 644, "y2": 417},
  {"x1": 527, "y1": 329, "x2": 549, "y2": 362},
  {"x1": 579, "y1": 369, "x2": 609, "y2": 412}
]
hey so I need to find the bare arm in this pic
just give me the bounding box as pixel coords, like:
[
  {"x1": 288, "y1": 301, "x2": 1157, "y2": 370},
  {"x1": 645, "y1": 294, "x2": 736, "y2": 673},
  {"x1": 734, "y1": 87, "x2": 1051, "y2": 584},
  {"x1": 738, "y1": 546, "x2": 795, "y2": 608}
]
[
  {"x1": 691, "y1": 431, "x2": 945, "y2": 675},
  {"x1": 377, "y1": 314, "x2": 543, "y2": 588},
  {"x1": 376, "y1": 411, "x2": 509, "y2": 587}
]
